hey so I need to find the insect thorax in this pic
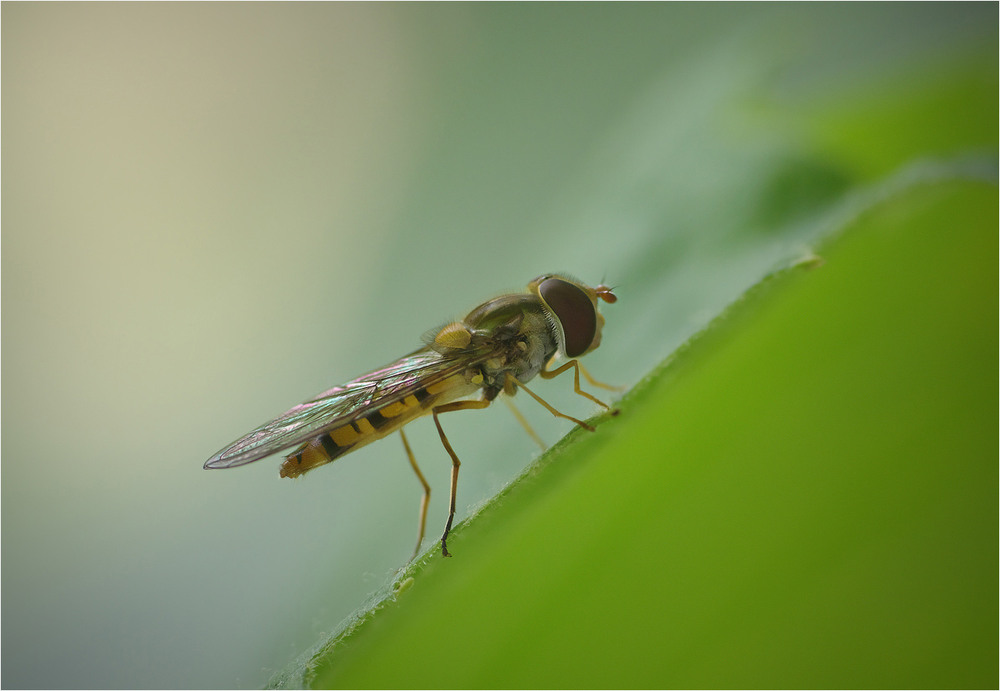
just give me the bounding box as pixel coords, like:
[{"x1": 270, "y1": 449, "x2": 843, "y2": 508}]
[{"x1": 475, "y1": 308, "x2": 558, "y2": 401}]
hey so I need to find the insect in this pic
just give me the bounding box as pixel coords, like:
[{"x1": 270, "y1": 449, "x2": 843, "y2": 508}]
[{"x1": 204, "y1": 274, "x2": 617, "y2": 558}]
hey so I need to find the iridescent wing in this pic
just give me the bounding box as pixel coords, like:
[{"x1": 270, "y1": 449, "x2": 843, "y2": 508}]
[{"x1": 204, "y1": 345, "x2": 490, "y2": 469}]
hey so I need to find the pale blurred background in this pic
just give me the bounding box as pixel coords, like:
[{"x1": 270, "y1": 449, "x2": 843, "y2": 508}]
[{"x1": 2, "y1": 3, "x2": 993, "y2": 688}]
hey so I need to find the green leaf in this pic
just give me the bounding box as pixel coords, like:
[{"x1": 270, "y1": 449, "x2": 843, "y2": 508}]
[
  {"x1": 274, "y1": 174, "x2": 996, "y2": 688},
  {"x1": 259, "y1": 7, "x2": 997, "y2": 688}
]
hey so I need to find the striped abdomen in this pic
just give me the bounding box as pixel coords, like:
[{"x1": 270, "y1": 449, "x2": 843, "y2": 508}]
[{"x1": 279, "y1": 374, "x2": 476, "y2": 478}]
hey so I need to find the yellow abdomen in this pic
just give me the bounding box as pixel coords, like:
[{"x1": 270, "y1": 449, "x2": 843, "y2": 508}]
[{"x1": 279, "y1": 375, "x2": 477, "y2": 478}]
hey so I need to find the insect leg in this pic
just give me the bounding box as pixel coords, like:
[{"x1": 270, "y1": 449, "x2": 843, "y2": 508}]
[
  {"x1": 502, "y1": 396, "x2": 547, "y2": 450},
  {"x1": 577, "y1": 361, "x2": 626, "y2": 392},
  {"x1": 400, "y1": 428, "x2": 430, "y2": 562},
  {"x1": 508, "y1": 373, "x2": 597, "y2": 432},
  {"x1": 539, "y1": 359, "x2": 612, "y2": 408},
  {"x1": 431, "y1": 399, "x2": 492, "y2": 557}
]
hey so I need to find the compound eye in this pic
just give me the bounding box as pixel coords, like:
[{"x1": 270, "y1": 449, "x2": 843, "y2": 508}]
[{"x1": 538, "y1": 278, "x2": 596, "y2": 358}]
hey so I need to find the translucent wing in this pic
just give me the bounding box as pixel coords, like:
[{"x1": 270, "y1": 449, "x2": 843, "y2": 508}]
[{"x1": 204, "y1": 346, "x2": 488, "y2": 469}]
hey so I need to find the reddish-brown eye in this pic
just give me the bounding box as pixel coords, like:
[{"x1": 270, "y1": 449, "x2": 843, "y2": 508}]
[{"x1": 538, "y1": 278, "x2": 596, "y2": 358}]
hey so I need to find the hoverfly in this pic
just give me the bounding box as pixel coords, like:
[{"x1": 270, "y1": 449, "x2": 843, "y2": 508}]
[{"x1": 204, "y1": 274, "x2": 617, "y2": 558}]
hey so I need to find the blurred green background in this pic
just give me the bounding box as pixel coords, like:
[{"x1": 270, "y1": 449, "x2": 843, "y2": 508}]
[
  {"x1": 2, "y1": 3, "x2": 995, "y2": 688},
  {"x1": 307, "y1": 171, "x2": 996, "y2": 691}
]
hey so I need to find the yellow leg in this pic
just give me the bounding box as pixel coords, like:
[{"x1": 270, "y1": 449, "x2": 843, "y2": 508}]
[
  {"x1": 576, "y1": 361, "x2": 626, "y2": 392},
  {"x1": 431, "y1": 399, "x2": 492, "y2": 557},
  {"x1": 400, "y1": 429, "x2": 430, "y2": 562},
  {"x1": 538, "y1": 360, "x2": 615, "y2": 409},
  {"x1": 502, "y1": 396, "x2": 547, "y2": 450},
  {"x1": 537, "y1": 359, "x2": 612, "y2": 410},
  {"x1": 510, "y1": 373, "x2": 596, "y2": 432},
  {"x1": 538, "y1": 357, "x2": 626, "y2": 398}
]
